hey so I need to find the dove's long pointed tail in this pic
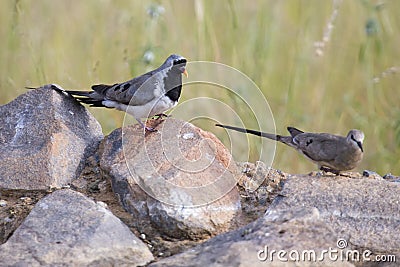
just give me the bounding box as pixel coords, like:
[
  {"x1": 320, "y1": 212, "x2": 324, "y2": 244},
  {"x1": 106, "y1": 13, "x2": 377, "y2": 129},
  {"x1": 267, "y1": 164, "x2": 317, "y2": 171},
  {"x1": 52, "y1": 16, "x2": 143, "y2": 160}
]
[
  {"x1": 60, "y1": 90, "x2": 105, "y2": 107},
  {"x1": 215, "y1": 124, "x2": 279, "y2": 141},
  {"x1": 26, "y1": 85, "x2": 105, "y2": 107},
  {"x1": 26, "y1": 85, "x2": 89, "y2": 96}
]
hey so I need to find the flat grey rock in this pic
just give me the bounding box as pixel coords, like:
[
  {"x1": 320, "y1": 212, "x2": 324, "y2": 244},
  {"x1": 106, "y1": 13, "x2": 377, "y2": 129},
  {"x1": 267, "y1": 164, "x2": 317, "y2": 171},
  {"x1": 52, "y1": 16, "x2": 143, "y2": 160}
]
[
  {"x1": 268, "y1": 175, "x2": 400, "y2": 261},
  {"x1": 150, "y1": 175, "x2": 400, "y2": 266},
  {"x1": 0, "y1": 189, "x2": 154, "y2": 266},
  {"x1": 150, "y1": 207, "x2": 353, "y2": 267},
  {"x1": 0, "y1": 86, "x2": 103, "y2": 190}
]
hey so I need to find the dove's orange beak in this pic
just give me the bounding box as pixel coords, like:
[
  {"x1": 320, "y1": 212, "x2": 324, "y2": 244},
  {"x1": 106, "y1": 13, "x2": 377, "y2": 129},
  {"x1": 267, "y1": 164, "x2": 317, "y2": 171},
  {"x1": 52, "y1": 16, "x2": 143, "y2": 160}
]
[{"x1": 183, "y1": 69, "x2": 188, "y2": 78}]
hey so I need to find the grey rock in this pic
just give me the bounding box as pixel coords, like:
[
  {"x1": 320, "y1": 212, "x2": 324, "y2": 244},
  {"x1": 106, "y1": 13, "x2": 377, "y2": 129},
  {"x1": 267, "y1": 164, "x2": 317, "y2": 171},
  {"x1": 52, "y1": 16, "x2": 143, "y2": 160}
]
[
  {"x1": 362, "y1": 169, "x2": 382, "y2": 178},
  {"x1": 268, "y1": 175, "x2": 400, "y2": 257},
  {"x1": 0, "y1": 189, "x2": 154, "y2": 266},
  {"x1": 100, "y1": 118, "x2": 241, "y2": 240},
  {"x1": 150, "y1": 175, "x2": 400, "y2": 266},
  {"x1": 383, "y1": 173, "x2": 400, "y2": 182},
  {"x1": 237, "y1": 161, "x2": 269, "y2": 191},
  {"x1": 150, "y1": 208, "x2": 354, "y2": 267},
  {"x1": 0, "y1": 86, "x2": 103, "y2": 190}
]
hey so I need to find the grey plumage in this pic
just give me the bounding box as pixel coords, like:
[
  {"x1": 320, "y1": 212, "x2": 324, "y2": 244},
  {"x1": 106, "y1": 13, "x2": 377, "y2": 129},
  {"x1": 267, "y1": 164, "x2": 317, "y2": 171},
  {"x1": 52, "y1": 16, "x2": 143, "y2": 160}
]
[
  {"x1": 215, "y1": 124, "x2": 364, "y2": 173},
  {"x1": 35, "y1": 54, "x2": 188, "y2": 131}
]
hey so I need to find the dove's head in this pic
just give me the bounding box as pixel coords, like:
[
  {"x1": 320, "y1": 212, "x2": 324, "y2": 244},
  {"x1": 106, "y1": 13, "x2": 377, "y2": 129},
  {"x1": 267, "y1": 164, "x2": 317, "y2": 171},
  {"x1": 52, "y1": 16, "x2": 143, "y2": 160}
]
[
  {"x1": 347, "y1": 129, "x2": 364, "y2": 152},
  {"x1": 163, "y1": 54, "x2": 188, "y2": 77}
]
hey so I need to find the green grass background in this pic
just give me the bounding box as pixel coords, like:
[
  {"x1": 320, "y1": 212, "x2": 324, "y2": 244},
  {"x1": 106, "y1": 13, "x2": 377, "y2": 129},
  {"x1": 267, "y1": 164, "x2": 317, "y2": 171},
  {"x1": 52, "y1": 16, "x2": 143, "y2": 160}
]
[{"x1": 1, "y1": 0, "x2": 399, "y2": 175}]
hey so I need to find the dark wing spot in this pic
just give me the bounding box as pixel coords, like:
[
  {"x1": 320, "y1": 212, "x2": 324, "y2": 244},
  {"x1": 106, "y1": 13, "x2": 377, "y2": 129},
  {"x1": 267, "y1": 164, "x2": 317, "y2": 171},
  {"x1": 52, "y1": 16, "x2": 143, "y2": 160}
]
[
  {"x1": 113, "y1": 85, "x2": 121, "y2": 91},
  {"x1": 306, "y1": 139, "x2": 313, "y2": 146},
  {"x1": 122, "y1": 83, "x2": 130, "y2": 92}
]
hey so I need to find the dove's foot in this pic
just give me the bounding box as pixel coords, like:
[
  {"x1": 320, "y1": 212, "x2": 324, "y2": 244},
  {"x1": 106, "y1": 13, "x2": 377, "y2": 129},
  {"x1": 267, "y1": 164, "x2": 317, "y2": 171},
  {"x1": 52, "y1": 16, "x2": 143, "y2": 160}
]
[
  {"x1": 320, "y1": 166, "x2": 340, "y2": 176},
  {"x1": 136, "y1": 118, "x2": 158, "y2": 133},
  {"x1": 144, "y1": 126, "x2": 158, "y2": 132}
]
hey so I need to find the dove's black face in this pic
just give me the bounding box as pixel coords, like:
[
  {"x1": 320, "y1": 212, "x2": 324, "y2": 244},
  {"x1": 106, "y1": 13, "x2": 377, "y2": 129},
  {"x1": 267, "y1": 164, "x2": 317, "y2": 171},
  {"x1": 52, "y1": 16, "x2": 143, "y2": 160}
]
[
  {"x1": 171, "y1": 56, "x2": 188, "y2": 77},
  {"x1": 161, "y1": 55, "x2": 188, "y2": 76}
]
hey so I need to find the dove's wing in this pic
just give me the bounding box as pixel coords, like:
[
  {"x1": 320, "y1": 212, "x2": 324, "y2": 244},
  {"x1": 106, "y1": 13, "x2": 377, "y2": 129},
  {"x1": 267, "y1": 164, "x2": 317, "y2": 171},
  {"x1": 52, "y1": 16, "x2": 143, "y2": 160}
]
[
  {"x1": 293, "y1": 133, "x2": 344, "y2": 162},
  {"x1": 92, "y1": 68, "x2": 164, "y2": 106}
]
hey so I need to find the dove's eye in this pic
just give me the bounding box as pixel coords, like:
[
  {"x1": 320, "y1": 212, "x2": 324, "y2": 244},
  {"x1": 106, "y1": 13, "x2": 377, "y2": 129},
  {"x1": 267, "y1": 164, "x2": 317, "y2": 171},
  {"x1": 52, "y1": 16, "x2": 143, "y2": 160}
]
[{"x1": 173, "y1": 59, "x2": 187, "y2": 65}]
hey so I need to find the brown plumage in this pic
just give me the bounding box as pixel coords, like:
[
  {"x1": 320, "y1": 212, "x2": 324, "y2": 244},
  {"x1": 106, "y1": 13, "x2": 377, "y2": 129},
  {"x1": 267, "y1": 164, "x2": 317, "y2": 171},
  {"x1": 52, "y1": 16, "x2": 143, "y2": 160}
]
[{"x1": 216, "y1": 124, "x2": 364, "y2": 173}]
